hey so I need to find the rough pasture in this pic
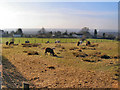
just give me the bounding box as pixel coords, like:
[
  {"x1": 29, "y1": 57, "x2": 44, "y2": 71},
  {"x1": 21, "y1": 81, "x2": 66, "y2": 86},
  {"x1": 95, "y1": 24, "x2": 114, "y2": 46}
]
[
  {"x1": 2, "y1": 40, "x2": 119, "y2": 88},
  {"x1": 2, "y1": 38, "x2": 117, "y2": 44}
]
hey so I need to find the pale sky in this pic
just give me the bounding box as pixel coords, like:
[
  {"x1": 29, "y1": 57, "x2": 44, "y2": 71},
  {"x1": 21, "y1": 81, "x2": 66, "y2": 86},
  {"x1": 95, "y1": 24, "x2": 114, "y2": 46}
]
[{"x1": 0, "y1": 2, "x2": 118, "y2": 31}]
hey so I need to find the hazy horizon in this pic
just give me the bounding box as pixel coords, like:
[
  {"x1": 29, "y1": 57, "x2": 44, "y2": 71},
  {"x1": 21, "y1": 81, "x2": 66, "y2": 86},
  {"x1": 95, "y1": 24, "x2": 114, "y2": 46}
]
[
  {"x1": 0, "y1": 2, "x2": 118, "y2": 31},
  {"x1": 3, "y1": 28, "x2": 118, "y2": 33}
]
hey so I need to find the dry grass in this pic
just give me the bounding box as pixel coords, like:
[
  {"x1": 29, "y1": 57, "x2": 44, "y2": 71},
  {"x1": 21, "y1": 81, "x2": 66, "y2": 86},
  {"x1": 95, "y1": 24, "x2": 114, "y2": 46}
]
[{"x1": 2, "y1": 41, "x2": 119, "y2": 88}]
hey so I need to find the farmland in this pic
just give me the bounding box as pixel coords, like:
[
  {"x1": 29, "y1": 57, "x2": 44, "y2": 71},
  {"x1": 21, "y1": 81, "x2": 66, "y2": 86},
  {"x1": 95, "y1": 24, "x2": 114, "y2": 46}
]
[{"x1": 1, "y1": 38, "x2": 119, "y2": 88}]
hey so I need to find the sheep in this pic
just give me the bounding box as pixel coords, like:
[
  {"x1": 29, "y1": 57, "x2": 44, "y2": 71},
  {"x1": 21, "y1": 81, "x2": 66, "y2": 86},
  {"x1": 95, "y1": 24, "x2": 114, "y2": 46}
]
[
  {"x1": 77, "y1": 41, "x2": 80, "y2": 46},
  {"x1": 9, "y1": 42, "x2": 14, "y2": 45},
  {"x1": 46, "y1": 41, "x2": 49, "y2": 44},
  {"x1": 25, "y1": 41, "x2": 30, "y2": 43},
  {"x1": 45, "y1": 47, "x2": 56, "y2": 56},
  {"x1": 6, "y1": 41, "x2": 9, "y2": 45},
  {"x1": 55, "y1": 40, "x2": 60, "y2": 43},
  {"x1": 86, "y1": 41, "x2": 91, "y2": 46}
]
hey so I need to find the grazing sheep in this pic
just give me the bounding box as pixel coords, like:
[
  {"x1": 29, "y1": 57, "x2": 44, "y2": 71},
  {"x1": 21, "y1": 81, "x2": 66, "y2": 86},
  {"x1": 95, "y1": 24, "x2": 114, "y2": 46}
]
[
  {"x1": 6, "y1": 41, "x2": 9, "y2": 45},
  {"x1": 77, "y1": 41, "x2": 80, "y2": 46},
  {"x1": 55, "y1": 40, "x2": 60, "y2": 43},
  {"x1": 9, "y1": 42, "x2": 14, "y2": 45},
  {"x1": 86, "y1": 41, "x2": 91, "y2": 46},
  {"x1": 46, "y1": 41, "x2": 49, "y2": 44},
  {"x1": 25, "y1": 41, "x2": 30, "y2": 43},
  {"x1": 45, "y1": 47, "x2": 56, "y2": 56}
]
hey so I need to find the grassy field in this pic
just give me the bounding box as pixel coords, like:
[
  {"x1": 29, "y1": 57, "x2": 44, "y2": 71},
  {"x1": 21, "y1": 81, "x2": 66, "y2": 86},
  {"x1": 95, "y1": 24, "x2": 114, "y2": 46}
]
[
  {"x1": 2, "y1": 39, "x2": 119, "y2": 88},
  {"x1": 1, "y1": 37, "x2": 117, "y2": 44}
]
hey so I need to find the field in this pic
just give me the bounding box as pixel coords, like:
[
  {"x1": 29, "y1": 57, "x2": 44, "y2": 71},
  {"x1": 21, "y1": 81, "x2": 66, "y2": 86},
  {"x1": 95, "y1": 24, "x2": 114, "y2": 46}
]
[
  {"x1": 1, "y1": 38, "x2": 119, "y2": 88},
  {"x1": 2, "y1": 37, "x2": 117, "y2": 44}
]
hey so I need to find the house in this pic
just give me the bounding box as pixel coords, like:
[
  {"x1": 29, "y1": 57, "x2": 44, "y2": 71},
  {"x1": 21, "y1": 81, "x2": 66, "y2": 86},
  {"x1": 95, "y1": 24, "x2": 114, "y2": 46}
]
[
  {"x1": 72, "y1": 34, "x2": 83, "y2": 38},
  {"x1": 0, "y1": 30, "x2": 5, "y2": 36},
  {"x1": 13, "y1": 34, "x2": 22, "y2": 37}
]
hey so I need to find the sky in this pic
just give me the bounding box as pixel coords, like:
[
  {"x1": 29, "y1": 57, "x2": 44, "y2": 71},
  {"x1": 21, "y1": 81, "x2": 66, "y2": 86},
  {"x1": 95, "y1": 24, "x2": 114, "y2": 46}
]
[{"x1": 0, "y1": 2, "x2": 118, "y2": 31}]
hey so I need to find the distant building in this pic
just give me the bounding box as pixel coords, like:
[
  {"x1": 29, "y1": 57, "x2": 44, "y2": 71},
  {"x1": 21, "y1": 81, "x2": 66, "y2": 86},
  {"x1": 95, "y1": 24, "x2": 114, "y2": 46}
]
[
  {"x1": 13, "y1": 34, "x2": 22, "y2": 37},
  {"x1": 0, "y1": 30, "x2": 5, "y2": 35},
  {"x1": 63, "y1": 35, "x2": 69, "y2": 38},
  {"x1": 72, "y1": 34, "x2": 83, "y2": 38}
]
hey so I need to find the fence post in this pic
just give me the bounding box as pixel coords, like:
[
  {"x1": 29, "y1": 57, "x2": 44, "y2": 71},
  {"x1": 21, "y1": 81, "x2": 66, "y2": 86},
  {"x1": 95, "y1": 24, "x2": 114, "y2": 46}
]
[{"x1": 22, "y1": 82, "x2": 29, "y2": 90}]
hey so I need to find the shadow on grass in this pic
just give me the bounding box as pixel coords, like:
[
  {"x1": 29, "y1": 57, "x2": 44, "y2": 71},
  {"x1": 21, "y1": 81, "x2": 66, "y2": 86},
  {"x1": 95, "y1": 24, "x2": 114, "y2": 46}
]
[
  {"x1": 2, "y1": 56, "x2": 34, "y2": 88},
  {"x1": 53, "y1": 55, "x2": 63, "y2": 58}
]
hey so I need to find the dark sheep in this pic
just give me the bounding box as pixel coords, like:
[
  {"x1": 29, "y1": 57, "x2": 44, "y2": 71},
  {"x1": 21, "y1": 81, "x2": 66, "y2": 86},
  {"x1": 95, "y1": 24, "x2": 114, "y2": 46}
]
[
  {"x1": 77, "y1": 41, "x2": 80, "y2": 46},
  {"x1": 25, "y1": 41, "x2": 30, "y2": 43},
  {"x1": 86, "y1": 41, "x2": 91, "y2": 46},
  {"x1": 6, "y1": 41, "x2": 9, "y2": 45},
  {"x1": 57, "y1": 41, "x2": 60, "y2": 43},
  {"x1": 46, "y1": 41, "x2": 49, "y2": 44},
  {"x1": 9, "y1": 42, "x2": 14, "y2": 45},
  {"x1": 55, "y1": 40, "x2": 60, "y2": 43},
  {"x1": 45, "y1": 47, "x2": 56, "y2": 56}
]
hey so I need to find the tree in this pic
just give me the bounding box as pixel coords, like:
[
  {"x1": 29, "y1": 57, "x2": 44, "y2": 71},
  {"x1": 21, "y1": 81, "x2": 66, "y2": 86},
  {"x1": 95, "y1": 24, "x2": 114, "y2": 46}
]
[
  {"x1": 10, "y1": 31, "x2": 15, "y2": 36},
  {"x1": 56, "y1": 31, "x2": 61, "y2": 36},
  {"x1": 103, "y1": 33, "x2": 106, "y2": 38},
  {"x1": 16, "y1": 28, "x2": 23, "y2": 37},
  {"x1": 54, "y1": 31, "x2": 61, "y2": 37},
  {"x1": 107, "y1": 34, "x2": 115, "y2": 39},
  {"x1": 38, "y1": 27, "x2": 46, "y2": 35},
  {"x1": 6, "y1": 31, "x2": 8, "y2": 35},
  {"x1": 81, "y1": 27, "x2": 89, "y2": 33},
  {"x1": 78, "y1": 27, "x2": 92, "y2": 38},
  {"x1": 78, "y1": 27, "x2": 90, "y2": 35},
  {"x1": 94, "y1": 29, "x2": 97, "y2": 38},
  {"x1": 49, "y1": 31, "x2": 52, "y2": 35},
  {"x1": 16, "y1": 28, "x2": 23, "y2": 34},
  {"x1": 46, "y1": 31, "x2": 53, "y2": 38},
  {"x1": 63, "y1": 30, "x2": 68, "y2": 35}
]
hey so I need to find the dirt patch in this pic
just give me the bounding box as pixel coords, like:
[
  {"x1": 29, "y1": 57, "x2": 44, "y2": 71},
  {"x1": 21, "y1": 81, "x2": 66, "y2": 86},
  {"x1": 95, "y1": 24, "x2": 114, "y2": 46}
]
[
  {"x1": 47, "y1": 66, "x2": 55, "y2": 69},
  {"x1": 80, "y1": 47, "x2": 87, "y2": 50},
  {"x1": 70, "y1": 47, "x2": 79, "y2": 50},
  {"x1": 57, "y1": 52, "x2": 61, "y2": 54},
  {"x1": 100, "y1": 54, "x2": 111, "y2": 59},
  {"x1": 61, "y1": 47, "x2": 65, "y2": 49},
  {"x1": 59, "y1": 50, "x2": 63, "y2": 52},
  {"x1": 55, "y1": 44, "x2": 61, "y2": 48},
  {"x1": 28, "y1": 51, "x2": 39, "y2": 55},
  {"x1": 23, "y1": 45, "x2": 32, "y2": 47},
  {"x1": 88, "y1": 44, "x2": 99, "y2": 47},
  {"x1": 23, "y1": 51, "x2": 28, "y2": 53},
  {"x1": 82, "y1": 57, "x2": 101, "y2": 62},
  {"x1": 22, "y1": 43, "x2": 40, "y2": 47},
  {"x1": 112, "y1": 56, "x2": 120, "y2": 59},
  {"x1": 13, "y1": 44, "x2": 19, "y2": 46},
  {"x1": 73, "y1": 52, "x2": 88, "y2": 57},
  {"x1": 90, "y1": 48, "x2": 96, "y2": 50},
  {"x1": 41, "y1": 47, "x2": 46, "y2": 49},
  {"x1": 23, "y1": 51, "x2": 39, "y2": 55},
  {"x1": 78, "y1": 49, "x2": 82, "y2": 52},
  {"x1": 80, "y1": 47, "x2": 96, "y2": 50},
  {"x1": 32, "y1": 44, "x2": 39, "y2": 47},
  {"x1": 3, "y1": 47, "x2": 10, "y2": 49},
  {"x1": 89, "y1": 52, "x2": 102, "y2": 57}
]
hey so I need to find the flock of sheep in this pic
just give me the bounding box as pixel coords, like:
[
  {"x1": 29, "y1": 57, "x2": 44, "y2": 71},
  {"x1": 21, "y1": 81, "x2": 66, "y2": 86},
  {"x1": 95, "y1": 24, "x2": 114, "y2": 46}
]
[{"x1": 5, "y1": 39, "x2": 93, "y2": 57}]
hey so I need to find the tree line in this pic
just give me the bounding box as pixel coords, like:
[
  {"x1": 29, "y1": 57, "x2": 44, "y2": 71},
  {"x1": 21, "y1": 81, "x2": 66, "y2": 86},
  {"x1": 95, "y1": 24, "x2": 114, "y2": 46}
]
[{"x1": 0, "y1": 27, "x2": 119, "y2": 40}]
